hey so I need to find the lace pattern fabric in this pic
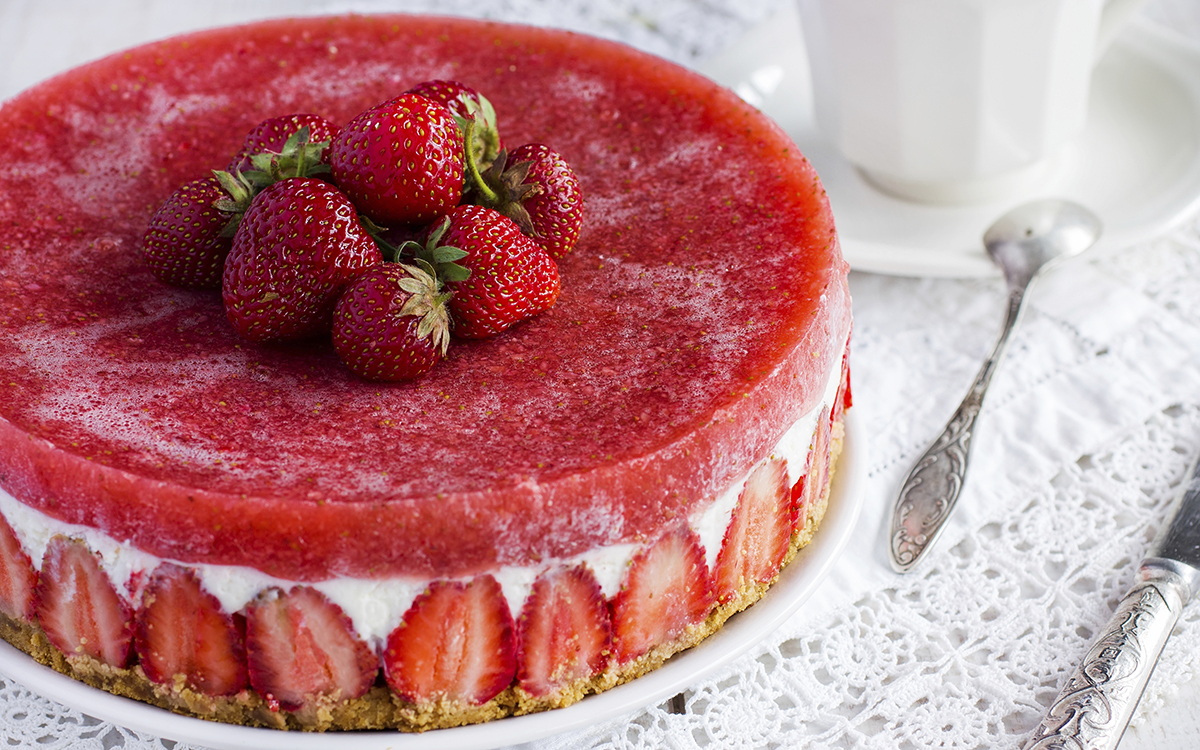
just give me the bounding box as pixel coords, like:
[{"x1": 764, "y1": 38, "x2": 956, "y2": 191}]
[{"x1": 2, "y1": 1, "x2": 1200, "y2": 748}]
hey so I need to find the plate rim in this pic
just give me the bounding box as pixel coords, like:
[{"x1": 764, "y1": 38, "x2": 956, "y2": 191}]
[{"x1": 0, "y1": 409, "x2": 867, "y2": 750}]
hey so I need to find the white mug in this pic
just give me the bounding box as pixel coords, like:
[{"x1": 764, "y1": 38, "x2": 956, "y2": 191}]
[{"x1": 797, "y1": 0, "x2": 1147, "y2": 204}]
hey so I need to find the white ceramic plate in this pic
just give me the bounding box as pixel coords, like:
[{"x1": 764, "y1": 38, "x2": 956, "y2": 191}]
[
  {"x1": 698, "y1": 5, "x2": 1200, "y2": 278},
  {"x1": 0, "y1": 411, "x2": 866, "y2": 750}
]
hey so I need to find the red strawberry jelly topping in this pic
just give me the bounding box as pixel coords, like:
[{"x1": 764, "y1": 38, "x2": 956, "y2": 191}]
[{"x1": 0, "y1": 16, "x2": 850, "y2": 582}]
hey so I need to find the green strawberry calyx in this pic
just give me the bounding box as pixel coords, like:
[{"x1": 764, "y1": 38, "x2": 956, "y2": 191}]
[
  {"x1": 212, "y1": 126, "x2": 332, "y2": 236},
  {"x1": 239, "y1": 125, "x2": 332, "y2": 185},
  {"x1": 396, "y1": 259, "x2": 454, "y2": 356},
  {"x1": 366, "y1": 215, "x2": 471, "y2": 285},
  {"x1": 211, "y1": 169, "x2": 256, "y2": 238}
]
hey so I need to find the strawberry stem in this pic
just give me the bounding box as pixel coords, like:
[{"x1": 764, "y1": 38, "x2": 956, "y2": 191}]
[
  {"x1": 461, "y1": 119, "x2": 500, "y2": 205},
  {"x1": 359, "y1": 215, "x2": 405, "y2": 261},
  {"x1": 459, "y1": 147, "x2": 539, "y2": 236},
  {"x1": 211, "y1": 169, "x2": 258, "y2": 237}
]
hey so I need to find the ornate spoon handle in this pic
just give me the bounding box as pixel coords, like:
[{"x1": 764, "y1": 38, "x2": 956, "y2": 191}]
[
  {"x1": 888, "y1": 285, "x2": 1026, "y2": 572},
  {"x1": 1022, "y1": 566, "x2": 1191, "y2": 750}
]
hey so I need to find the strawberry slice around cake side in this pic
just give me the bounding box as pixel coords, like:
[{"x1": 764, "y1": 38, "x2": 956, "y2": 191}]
[
  {"x1": 383, "y1": 576, "x2": 518, "y2": 728},
  {"x1": 514, "y1": 564, "x2": 613, "y2": 711},
  {"x1": 134, "y1": 563, "x2": 248, "y2": 697},
  {"x1": 34, "y1": 537, "x2": 132, "y2": 671},
  {"x1": 0, "y1": 515, "x2": 37, "y2": 624}
]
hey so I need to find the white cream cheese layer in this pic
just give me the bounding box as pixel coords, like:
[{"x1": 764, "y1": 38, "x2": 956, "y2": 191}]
[{"x1": 0, "y1": 350, "x2": 845, "y2": 649}]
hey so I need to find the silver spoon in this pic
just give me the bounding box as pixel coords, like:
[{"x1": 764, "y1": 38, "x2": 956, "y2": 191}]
[{"x1": 888, "y1": 199, "x2": 1102, "y2": 573}]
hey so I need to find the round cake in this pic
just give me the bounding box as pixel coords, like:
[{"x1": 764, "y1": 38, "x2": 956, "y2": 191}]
[{"x1": 0, "y1": 14, "x2": 851, "y2": 732}]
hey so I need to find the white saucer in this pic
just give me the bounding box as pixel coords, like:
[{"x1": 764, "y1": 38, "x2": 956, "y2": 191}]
[
  {"x1": 0, "y1": 413, "x2": 866, "y2": 750},
  {"x1": 697, "y1": 5, "x2": 1200, "y2": 278}
]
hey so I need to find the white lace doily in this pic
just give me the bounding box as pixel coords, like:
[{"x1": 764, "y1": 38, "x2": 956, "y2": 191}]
[{"x1": 2, "y1": 1, "x2": 1200, "y2": 749}]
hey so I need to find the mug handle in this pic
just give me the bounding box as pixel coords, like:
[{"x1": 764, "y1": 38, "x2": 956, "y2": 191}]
[{"x1": 1096, "y1": 0, "x2": 1148, "y2": 56}]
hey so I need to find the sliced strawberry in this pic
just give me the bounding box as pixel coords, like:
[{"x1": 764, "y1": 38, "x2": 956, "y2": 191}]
[
  {"x1": 516, "y1": 565, "x2": 611, "y2": 698},
  {"x1": 833, "y1": 348, "x2": 852, "y2": 424},
  {"x1": 383, "y1": 575, "x2": 516, "y2": 707},
  {"x1": 609, "y1": 525, "x2": 714, "y2": 665},
  {"x1": 244, "y1": 586, "x2": 377, "y2": 711},
  {"x1": 34, "y1": 536, "x2": 131, "y2": 667},
  {"x1": 791, "y1": 406, "x2": 832, "y2": 533},
  {"x1": 133, "y1": 563, "x2": 246, "y2": 696},
  {"x1": 0, "y1": 515, "x2": 36, "y2": 622},
  {"x1": 712, "y1": 457, "x2": 792, "y2": 604}
]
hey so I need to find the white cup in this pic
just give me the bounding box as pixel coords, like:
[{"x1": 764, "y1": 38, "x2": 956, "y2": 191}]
[{"x1": 796, "y1": 0, "x2": 1147, "y2": 204}]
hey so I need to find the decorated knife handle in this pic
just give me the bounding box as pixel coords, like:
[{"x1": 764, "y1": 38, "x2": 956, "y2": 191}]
[{"x1": 1023, "y1": 564, "x2": 1192, "y2": 750}]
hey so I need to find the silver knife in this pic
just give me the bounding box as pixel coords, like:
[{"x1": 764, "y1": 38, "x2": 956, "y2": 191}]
[{"x1": 1023, "y1": 453, "x2": 1200, "y2": 750}]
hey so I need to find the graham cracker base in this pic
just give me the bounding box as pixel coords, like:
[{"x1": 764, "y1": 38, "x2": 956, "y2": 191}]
[{"x1": 0, "y1": 418, "x2": 845, "y2": 732}]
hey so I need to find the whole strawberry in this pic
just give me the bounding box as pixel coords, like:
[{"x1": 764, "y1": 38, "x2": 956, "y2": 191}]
[
  {"x1": 436, "y1": 204, "x2": 560, "y2": 339},
  {"x1": 404, "y1": 79, "x2": 501, "y2": 170},
  {"x1": 504, "y1": 144, "x2": 583, "y2": 259},
  {"x1": 226, "y1": 113, "x2": 339, "y2": 176},
  {"x1": 332, "y1": 263, "x2": 452, "y2": 381},
  {"x1": 328, "y1": 93, "x2": 464, "y2": 225},
  {"x1": 141, "y1": 175, "x2": 234, "y2": 289},
  {"x1": 467, "y1": 144, "x2": 583, "y2": 259},
  {"x1": 222, "y1": 178, "x2": 382, "y2": 342}
]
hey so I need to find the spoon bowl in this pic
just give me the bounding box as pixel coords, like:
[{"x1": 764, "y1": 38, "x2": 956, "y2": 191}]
[
  {"x1": 888, "y1": 199, "x2": 1102, "y2": 573},
  {"x1": 984, "y1": 199, "x2": 1103, "y2": 289}
]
